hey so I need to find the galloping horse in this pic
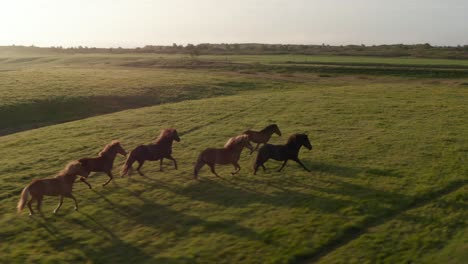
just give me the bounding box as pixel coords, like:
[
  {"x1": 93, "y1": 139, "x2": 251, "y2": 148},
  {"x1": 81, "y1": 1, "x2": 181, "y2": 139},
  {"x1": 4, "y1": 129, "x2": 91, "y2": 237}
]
[
  {"x1": 122, "y1": 128, "x2": 180, "y2": 176},
  {"x1": 78, "y1": 140, "x2": 127, "y2": 187},
  {"x1": 243, "y1": 124, "x2": 281, "y2": 154},
  {"x1": 194, "y1": 134, "x2": 253, "y2": 179},
  {"x1": 253, "y1": 133, "x2": 312, "y2": 175},
  {"x1": 17, "y1": 161, "x2": 90, "y2": 216}
]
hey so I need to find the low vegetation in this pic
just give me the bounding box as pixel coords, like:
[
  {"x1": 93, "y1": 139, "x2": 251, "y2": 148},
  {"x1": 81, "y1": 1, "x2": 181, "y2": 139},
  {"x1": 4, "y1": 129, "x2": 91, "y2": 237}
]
[
  {"x1": 0, "y1": 67, "x2": 466, "y2": 262},
  {"x1": 2, "y1": 49, "x2": 468, "y2": 136}
]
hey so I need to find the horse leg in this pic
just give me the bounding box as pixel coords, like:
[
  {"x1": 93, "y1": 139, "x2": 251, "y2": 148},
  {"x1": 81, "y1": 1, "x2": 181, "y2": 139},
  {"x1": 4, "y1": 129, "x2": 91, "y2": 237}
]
[
  {"x1": 293, "y1": 158, "x2": 310, "y2": 172},
  {"x1": 194, "y1": 159, "x2": 205, "y2": 180},
  {"x1": 231, "y1": 163, "x2": 241, "y2": 175},
  {"x1": 159, "y1": 158, "x2": 164, "y2": 171},
  {"x1": 80, "y1": 177, "x2": 92, "y2": 189},
  {"x1": 27, "y1": 198, "x2": 34, "y2": 216},
  {"x1": 36, "y1": 196, "x2": 44, "y2": 216},
  {"x1": 278, "y1": 160, "x2": 288, "y2": 172},
  {"x1": 166, "y1": 155, "x2": 178, "y2": 170},
  {"x1": 53, "y1": 196, "x2": 64, "y2": 214},
  {"x1": 136, "y1": 160, "x2": 145, "y2": 176},
  {"x1": 64, "y1": 193, "x2": 79, "y2": 211},
  {"x1": 253, "y1": 160, "x2": 262, "y2": 175},
  {"x1": 102, "y1": 171, "x2": 114, "y2": 187},
  {"x1": 208, "y1": 163, "x2": 220, "y2": 177},
  {"x1": 262, "y1": 164, "x2": 267, "y2": 171},
  {"x1": 250, "y1": 143, "x2": 260, "y2": 154}
]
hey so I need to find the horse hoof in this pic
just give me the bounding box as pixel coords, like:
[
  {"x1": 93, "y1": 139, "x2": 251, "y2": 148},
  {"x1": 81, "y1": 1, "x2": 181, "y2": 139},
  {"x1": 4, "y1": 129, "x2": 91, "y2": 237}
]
[
  {"x1": 74, "y1": 207, "x2": 78, "y2": 211},
  {"x1": 53, "y1": 210, "x2": 57, "y2": 214},
  {"x1": 29, "y1": 213, "x2": 33, "y2": 217}
]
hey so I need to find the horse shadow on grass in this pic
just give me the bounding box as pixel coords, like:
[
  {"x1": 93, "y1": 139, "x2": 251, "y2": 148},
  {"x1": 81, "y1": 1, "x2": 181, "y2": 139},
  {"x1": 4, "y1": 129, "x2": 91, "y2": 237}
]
[
  {"x1": 134, "y1": 174, "x2": 350, "y2": 214},
  {"x1": 90, "y1": 182, "x2": 269, "y2": 246},
  {"x1": 29, "y1": 216, "x2": 152, "y2": 263},
  {"x1": 304, "y1": 160, "x2": 402, "y2": 178},
  {"x1": 31, "y1": 210, "x2": 192, "y2": 263},
  {"x1": 138, "y1": 160, "x2": 409, "y2": 218}
]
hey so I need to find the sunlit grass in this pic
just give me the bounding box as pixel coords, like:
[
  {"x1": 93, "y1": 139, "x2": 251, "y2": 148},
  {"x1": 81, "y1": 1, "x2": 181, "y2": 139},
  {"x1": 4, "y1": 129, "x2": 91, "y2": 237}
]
[{"x1": 0, "y1": 80, "x2": 466, "y2": 263}]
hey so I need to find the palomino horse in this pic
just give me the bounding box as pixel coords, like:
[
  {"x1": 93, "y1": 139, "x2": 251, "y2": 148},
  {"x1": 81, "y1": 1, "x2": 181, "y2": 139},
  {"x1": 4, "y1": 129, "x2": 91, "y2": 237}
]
[
  {"x1": 253, "y1": 133, "x2": 312, "y2": 175},
  {"x1": 78, "y1": 140, "x2": 127, "y2": 187},
  {"x1": 194, "y1": 134, "x2": 253, "y2": 179},
  {"x1": 243, "y1": 124, "x2": 282, "y2": 154},
  {"x1": 17, "y1": 161, "x2": 90, "y2": 216},
  {"x1": 122, "y1": 128, "x2": 180, "y2": 176}
]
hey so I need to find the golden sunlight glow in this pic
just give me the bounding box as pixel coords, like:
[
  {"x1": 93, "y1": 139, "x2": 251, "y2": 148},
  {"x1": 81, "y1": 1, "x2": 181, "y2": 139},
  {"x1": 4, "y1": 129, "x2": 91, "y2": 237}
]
[{"x1": 1, "y1": 0, "x2": 467, "y2": 47}]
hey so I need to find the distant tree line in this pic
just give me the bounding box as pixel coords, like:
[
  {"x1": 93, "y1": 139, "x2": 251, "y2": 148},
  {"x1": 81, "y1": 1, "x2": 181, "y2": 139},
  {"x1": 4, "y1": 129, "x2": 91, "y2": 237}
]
[{"x1": 2, "y1": 43, "x2": 468, "y2": 59}]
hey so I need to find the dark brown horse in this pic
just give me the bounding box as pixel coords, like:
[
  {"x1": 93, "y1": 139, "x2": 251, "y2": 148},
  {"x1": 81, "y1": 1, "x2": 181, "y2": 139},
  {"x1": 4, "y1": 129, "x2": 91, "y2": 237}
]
[
  {"x1": 17, "y1": 161, "x2": 90, "y2": 216},
  {"x1": 78, "y1": 140, "x2": 127, "y2": 187},
  {"x1": 253, "y1": 133, "x2": 312, "y2": 175},
  {"x1": 122, "y1": 128, "x2": 180, "y2": 176},
  {"x1": 243, "y1": 124, "x2": 281, "y2": 154},
  {"x1": 194, "y1": 134, "x2": 253, "y2": 179}
]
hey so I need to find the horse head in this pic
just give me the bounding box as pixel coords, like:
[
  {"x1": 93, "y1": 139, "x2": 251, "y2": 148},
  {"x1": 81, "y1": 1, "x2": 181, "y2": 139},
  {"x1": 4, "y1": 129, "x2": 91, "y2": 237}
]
[
  {"x1": 242, "y1": 135, "x2": 254, "y2": 152},
  {"x1": 301, "y1": 134, "x2": 313, "y2": 150},
  {"x1": 155, "y1": 128, "x2": 181, "y2": 143},
  {"x1": 113, "y1": 142, "x2": 128, "y2": 156},
  {"x1": 172, "y1": 129, "x2": 181, "y2": 142},
  {"x1": 224, "y1": 134, "x2": 252, "y2": 151},
  {"x1": 273, "y1": 124, "x2": 282, "y2": 136},
  {"x1": 99, "y1": 140, "x2": 127, "y2": 157},
  {"x1": 61, "y1": 161, "x2": 90, "y2": 179}
]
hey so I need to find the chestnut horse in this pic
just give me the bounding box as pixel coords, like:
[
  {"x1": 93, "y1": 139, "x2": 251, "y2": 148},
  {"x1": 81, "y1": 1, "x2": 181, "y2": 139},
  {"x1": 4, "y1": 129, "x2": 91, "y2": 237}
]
[
  {"x1": 243, "y1": 124, "x2": 281, "y2": 154},
  {"x1": 122, "y1": 128, "x2": 180, "y2": 176},
  {"x1": 17, "y1": 161, "x2": 90, "y2": 216},
  {"x1": 253, "y1": 133, "x2": 312, "y2": 175},
  {"x1": 78, "y1": 140, "x2": 127, "y2": 187},
  {"x1": 194, "y1": 134, "x2": 253, "y2": 179}
]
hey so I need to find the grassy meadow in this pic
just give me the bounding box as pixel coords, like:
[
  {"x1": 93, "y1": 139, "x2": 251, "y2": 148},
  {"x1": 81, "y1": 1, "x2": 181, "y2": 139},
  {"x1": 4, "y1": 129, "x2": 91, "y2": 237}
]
[{"x1": 0, "y1": 50, "x2": 467, "y2": 263}]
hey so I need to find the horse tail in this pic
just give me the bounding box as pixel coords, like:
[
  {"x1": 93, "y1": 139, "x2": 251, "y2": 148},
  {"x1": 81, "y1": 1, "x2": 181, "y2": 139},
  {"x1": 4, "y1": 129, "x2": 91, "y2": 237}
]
[
  {"x1": 17, "y1": 186, "x2": 30, "y2": 213},
  {"x1": 193, "y1": 152, "x2": 206, "y2": 180},
  {"x1": 121, "y1": 149, "x2": 137, "y2": 176}
]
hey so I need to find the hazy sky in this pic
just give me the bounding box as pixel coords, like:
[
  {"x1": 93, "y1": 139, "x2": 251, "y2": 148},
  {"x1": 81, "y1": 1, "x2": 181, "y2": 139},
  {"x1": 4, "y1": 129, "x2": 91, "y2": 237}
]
[{"x1": 1, "y1": 0, "x2": 467, "y2": 47}]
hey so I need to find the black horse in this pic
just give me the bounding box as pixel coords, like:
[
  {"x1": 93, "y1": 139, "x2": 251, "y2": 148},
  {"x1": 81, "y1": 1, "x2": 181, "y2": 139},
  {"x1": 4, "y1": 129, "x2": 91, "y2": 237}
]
[{"x1": 253, "y1": 133, "x2": 312, "y2": 175}]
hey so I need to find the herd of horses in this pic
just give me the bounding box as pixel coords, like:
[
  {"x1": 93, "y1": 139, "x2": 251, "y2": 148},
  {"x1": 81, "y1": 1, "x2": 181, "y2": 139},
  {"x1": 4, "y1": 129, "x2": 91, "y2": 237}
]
[{"x1": 17, "y1": 124, "x2": 313, "y2": 216}]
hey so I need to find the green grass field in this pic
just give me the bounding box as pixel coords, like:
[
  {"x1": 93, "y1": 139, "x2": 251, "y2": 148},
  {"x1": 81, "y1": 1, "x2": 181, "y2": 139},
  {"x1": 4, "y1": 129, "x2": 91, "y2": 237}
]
[
  {"x1": 2, "y1": 50, "x2": 468, "y2": 136},
  {"x1": 0, "y1": 52, "x2": 467, "y2": 263}
]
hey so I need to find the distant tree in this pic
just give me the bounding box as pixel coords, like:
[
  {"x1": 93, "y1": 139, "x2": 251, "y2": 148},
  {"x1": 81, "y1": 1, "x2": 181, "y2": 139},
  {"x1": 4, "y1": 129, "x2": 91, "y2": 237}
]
[{"x1": 186, "y1": 44, "x2": 200, "y2": 58}]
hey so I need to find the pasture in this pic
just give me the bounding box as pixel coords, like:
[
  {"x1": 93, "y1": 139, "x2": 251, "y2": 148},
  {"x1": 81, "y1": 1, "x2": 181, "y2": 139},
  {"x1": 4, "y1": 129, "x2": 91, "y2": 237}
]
[{"x1": 0, "y1": 51, "x2": 467, "y2": 263}]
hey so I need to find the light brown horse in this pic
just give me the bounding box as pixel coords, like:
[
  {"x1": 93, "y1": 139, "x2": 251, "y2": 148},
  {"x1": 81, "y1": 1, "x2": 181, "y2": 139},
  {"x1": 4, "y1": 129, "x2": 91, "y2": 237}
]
[
  {"x1": 78, "y1": 140, "x2": 127, "y2": 187},
  {"x1": 17, "y1": 161, "x2": 90, "y2": 216},
  {"x1": 194, "y1": 134, "x2": 253, "y2": 179},
  {"x1": 243, "y1": 124, "x2": 282, "y2": 154},
  {"x1": 122, "y1": 128, "x2": 180, "y2": 176}
]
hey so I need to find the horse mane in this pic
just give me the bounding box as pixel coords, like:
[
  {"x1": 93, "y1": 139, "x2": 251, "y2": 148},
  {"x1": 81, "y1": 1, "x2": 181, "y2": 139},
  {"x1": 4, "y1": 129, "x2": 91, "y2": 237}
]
[
  {"x1": 154, "y1": 128, "x2": 176, "y2": 143},
  {"x1": 56, "y1": 161, "x2": 83, "y2": 177},
  {"x1": 261, "y1": 124, "x2": 278, "y2": 133},
  {"x1": 287, "y1": 133, "x2": 306, "y2": 145},
  {"x1": 224, "y1": 134, "x2": 249, "y2": 148},
  {"x1": 287, "y1": 134, "x2": 299, "y2": 144},
  {"x1": 98, "y1": 140, "x2": 120, "y2": 157}
]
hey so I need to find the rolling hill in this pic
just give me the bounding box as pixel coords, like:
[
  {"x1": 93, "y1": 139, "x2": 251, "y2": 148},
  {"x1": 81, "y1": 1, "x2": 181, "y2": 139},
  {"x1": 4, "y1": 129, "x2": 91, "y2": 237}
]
[{"x1": 0, "y1": 79, "x2": 466, "y2": 263}]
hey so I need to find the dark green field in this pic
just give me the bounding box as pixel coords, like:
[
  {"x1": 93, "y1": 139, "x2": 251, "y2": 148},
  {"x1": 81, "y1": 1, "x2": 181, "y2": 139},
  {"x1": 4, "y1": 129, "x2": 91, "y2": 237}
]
[{"x1": 0, "y1": 50, "x2": 467, "y2": 263}]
